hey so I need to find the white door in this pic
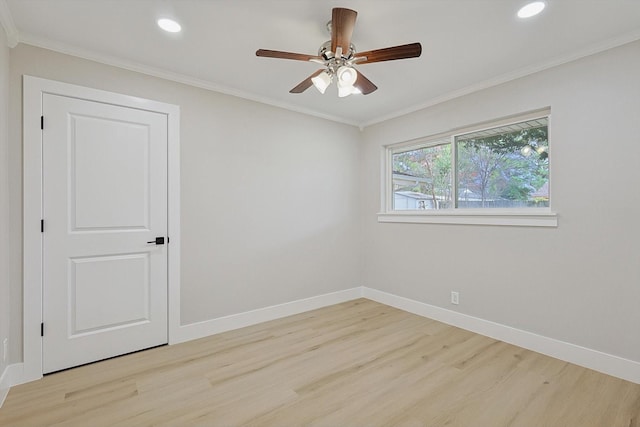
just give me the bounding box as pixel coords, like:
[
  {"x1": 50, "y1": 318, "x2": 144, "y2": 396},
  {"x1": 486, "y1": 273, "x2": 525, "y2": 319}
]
[{"x1": 42, "y1": 93, "x2": 168, "y2": 373}]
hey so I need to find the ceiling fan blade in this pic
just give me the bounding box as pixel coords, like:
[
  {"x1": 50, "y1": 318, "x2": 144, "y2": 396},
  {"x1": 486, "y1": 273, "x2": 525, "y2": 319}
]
[
  {"x1": 289, "y1": 70, "x2": 324, "y2": 94},
  {"x1": 331, "y1": 8, "x2": 357, "y2": 55},
  {"x1": 354, "y1": 70, "x2": 378, "y2": 95},
  {"x1": 355, "y1": 42, "x2": 422, "y2": 64},
  {"x1": 256, "y1": 49, "x2": 322, "y2": 62}
]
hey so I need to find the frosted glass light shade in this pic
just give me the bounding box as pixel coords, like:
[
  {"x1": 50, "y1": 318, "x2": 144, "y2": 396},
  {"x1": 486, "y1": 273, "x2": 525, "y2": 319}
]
[
  {"x1": 337, "y1": 66, "x2": 357, "y2": 86},
  {"x1": 338, "y1": 84, "x2": 352, "y2": 98},
  {"x1": 311, "y1": 71, "x2": 332, "y2": 94}
]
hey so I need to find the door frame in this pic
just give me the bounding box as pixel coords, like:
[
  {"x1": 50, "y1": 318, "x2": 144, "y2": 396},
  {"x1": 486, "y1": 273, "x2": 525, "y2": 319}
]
[{"x1": 23, "y1": 75, "x2": 181, "y2": 382}]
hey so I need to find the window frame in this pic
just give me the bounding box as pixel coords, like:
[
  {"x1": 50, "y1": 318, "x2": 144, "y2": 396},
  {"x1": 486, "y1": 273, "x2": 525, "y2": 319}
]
[{"x1": 379, "y1": 108, "x2": 557, "y2": 227}]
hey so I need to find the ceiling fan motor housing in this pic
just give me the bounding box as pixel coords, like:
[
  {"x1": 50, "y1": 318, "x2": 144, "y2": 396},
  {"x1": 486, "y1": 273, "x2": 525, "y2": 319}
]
[{"x1": 318, "y1": 40, "x2": 356, "y2": 62}]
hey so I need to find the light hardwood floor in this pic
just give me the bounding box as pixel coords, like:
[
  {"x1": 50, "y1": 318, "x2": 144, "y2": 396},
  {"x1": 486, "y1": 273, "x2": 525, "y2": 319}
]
[{"x1": 1, "y1": 299, "x2": 639, "y2": 426}]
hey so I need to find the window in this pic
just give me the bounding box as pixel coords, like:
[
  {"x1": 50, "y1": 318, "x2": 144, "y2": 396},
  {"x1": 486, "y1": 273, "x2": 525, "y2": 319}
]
[
  {"x1": 381, "y1": 110, "x2": 556, "y2": 227},
  {"x1": 393, "y1": 141, "x2": 452, "y2": 210}
]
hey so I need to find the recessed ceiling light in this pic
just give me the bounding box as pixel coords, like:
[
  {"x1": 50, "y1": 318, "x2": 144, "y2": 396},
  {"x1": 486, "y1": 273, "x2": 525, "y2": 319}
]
[
  {"x1": 517, "y1": 1, "x2": 546, "y2": 18},
  {"x1": 157, "y1": 18, "x2": 181, "y2": 33}
]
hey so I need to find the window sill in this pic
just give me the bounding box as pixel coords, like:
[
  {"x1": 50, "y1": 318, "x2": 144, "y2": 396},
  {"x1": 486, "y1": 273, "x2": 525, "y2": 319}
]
[{"x1": 377, "y1": 209, "x2": 558, "y2": 227}]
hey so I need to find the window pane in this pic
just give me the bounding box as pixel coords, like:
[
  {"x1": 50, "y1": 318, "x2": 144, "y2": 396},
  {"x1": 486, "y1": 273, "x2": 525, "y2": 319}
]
[
  {"x1": 456, "y1": 118, "x2": 549, "y2": 209},
  {"x1": 392, "y1": 143, "x2": 452, "y2": 210}
]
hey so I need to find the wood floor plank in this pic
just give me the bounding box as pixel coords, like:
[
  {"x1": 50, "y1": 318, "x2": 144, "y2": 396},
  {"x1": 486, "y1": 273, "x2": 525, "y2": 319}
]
[{"x1": 1, "y1": 298, "x2": 638, "y2": 426}]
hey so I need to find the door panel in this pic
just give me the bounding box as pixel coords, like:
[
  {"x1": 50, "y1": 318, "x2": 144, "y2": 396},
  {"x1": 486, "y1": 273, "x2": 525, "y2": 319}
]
[
  {"x1": 69, "y1": 253, "x2": 150, "y2": 335},
  {"x1": 71, "y1": 114, "x2": 150, "y2": 230},
  {"x1": 43, "y1": 93, "x2": 168, "y2": 373}
]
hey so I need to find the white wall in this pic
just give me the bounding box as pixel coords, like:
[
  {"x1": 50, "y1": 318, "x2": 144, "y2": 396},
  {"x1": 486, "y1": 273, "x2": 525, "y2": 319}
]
[
  {"x1": 360, "y1": 40, "x2": 640, "y2": 363},
  {"x1": 8, "y1": 44, "x2": 362, "y2": 360},
  {"x1": 0, "y1": 25, "x2": 11, "y2": 377}
]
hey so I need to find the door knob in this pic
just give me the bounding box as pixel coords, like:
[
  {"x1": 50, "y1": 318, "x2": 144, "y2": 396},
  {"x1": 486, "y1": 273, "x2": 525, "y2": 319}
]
[{"x1": 147, "y1": 237, "x2": 165, "y2": 245}]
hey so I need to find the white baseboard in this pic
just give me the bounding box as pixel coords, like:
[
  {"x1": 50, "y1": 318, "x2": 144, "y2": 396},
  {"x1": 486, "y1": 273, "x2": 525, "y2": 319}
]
[
  {"x1": 362, "y1": 287, "x2": 640, "y2": 384},
  {"x1": 0, "y1": 365, "x2": 8, "y2": 408},
  {"x1": 0, "y1": 363, "x2": 24, "y2": 408},
  {"x1": 172, "y1": 287, "x2": 363, "y2": 344}
]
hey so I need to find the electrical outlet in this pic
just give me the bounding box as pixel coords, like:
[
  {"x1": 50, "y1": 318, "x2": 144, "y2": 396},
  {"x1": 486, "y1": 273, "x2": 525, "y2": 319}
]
[
  {"x1": 2, "y1": 338, "x2": 7, "y2": 362},
  {"x1": 451, "y1": 291, "x2": 459, "y2": 305}
]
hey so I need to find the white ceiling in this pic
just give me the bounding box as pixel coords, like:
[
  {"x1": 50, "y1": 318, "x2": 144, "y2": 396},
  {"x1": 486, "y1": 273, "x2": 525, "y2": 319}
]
[{"x1": 3, "y1": 0, "x2": 640, "y2": 127}]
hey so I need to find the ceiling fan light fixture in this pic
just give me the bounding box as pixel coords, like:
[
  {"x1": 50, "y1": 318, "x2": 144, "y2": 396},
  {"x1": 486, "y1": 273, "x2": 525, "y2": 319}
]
[
  {"x1": 337, "y1": 66, "x2": 358, "y2": 86},
  {"x1": 338, "y1": 84, "x2": 353, "y2": 98},
  {"x1": 338, "y1": 85, "x2": 362, "y2": 97},
  {"x1": 311, "y1": 71, "x2": 332, "y2": 94},
  {"x1": 517, "y1": 1, "x2": 546, "y2": 18}
]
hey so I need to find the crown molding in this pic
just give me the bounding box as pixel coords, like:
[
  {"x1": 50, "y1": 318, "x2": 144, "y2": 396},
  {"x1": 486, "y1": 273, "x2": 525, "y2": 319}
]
[
  {"x1": 362, "y1": 29, "x2": 640, "y2": 128},
  {"x1": 17, "y1": 32, "x2": 360, "y2": 128},
  {"x1": 0, "y1": 0, "x2": 18, "y2": 47}
]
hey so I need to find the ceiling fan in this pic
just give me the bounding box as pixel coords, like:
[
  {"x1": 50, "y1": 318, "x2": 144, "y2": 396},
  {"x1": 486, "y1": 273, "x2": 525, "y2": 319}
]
[{"x1": 256, "y1": 7, "x2": 422, "y2": 97}]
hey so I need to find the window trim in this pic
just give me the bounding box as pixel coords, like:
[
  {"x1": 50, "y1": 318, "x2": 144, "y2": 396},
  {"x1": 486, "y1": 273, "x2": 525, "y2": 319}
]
[{"x1": 379, "y1": 108, "x2": 557, "y2": 227}]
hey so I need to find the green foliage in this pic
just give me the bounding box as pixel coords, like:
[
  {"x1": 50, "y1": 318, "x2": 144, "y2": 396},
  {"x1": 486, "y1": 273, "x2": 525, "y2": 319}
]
[{"x1": 460, "y1": 127, "x2": 548, "y2": 158}]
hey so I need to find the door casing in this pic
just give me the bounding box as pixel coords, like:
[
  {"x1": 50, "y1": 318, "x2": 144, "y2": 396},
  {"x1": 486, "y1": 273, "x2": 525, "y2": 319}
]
[{"x1": 23, "y1": 75, "x2": 181, "y2": 382}]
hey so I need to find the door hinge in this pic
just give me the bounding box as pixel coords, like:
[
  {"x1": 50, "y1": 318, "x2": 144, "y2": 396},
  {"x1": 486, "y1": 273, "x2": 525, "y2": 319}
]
[
  {"x1": 41, "y1": 219, "x2": 44, "y2": 232},
  {"x1": 41, "y1": 116, "x2": 44, "y2": 130},
  {"x1": 41, "y1": 323, "x2": 44, "y2": 337},
  {"x1": 167, "y1": 236, "x2": 170, "y2": 243}
]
